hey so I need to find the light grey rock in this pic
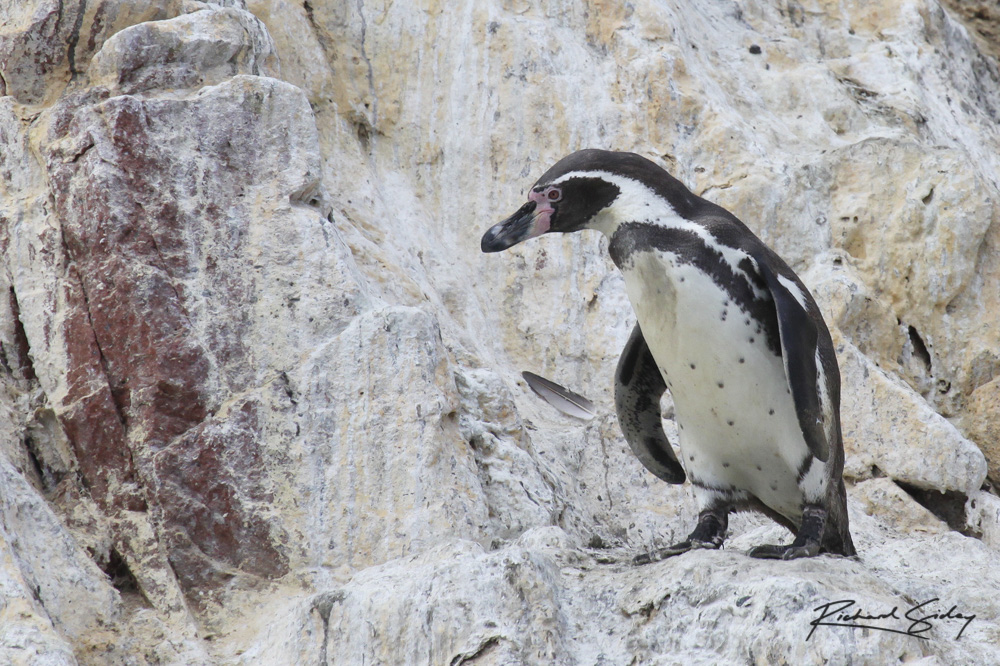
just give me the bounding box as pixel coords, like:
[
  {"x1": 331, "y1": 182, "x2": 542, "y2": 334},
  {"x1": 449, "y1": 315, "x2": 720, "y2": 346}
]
[
  {"x1": 292, "y1": 305, "x2": 490, "y2": 570},
  {"x1": 88, "y1": 6, "x2": 279, "y2": 95},
  {"x1": 454, "y1": 367, "x2": 563, "y2": 543},
  {"x1": 0, "y1": 456, "x2": 119, "y2": 637},
  {"x1": 839, "y1": 341, "x2": 987, "y2": 495},
  {"x1": 0, "y1": 0, "x2": 187, "y2": 104},
  {"x1": 852, "y1": 477, "x2": 949, "y2": 535},
  {"x1": 967, "y1": 490, "x2": 1000, "y2": 550},
  {"x1": 0, "y1": 516, "x2": 79, "y2": 666},
  {"x1": 237, "y1": 528, "x2": 1000, "y2": 665}
]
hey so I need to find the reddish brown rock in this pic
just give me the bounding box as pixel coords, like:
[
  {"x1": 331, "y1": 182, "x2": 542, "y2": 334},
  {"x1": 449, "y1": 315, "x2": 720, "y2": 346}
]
[
  {"x1": 51, "y1": 95, "x2": 212, "y2": 453},
  {"x1": 153, "y1": 397, "x2": 289, "y2": 592},
  {"x1": 59, "y1": 264, "x2": 146, "y2": 513},
  {"x1": 37, "y1": 73, "x2": 316, "y2": 597},
  {"x1": 0, "y1": 1, "x2": 184, "y2": 105}
]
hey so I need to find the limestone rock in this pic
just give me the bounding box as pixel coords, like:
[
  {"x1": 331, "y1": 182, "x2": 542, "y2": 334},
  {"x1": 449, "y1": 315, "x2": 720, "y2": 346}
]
[
  {"x1": 852, "y1": 477, "x2": 948, "y2": 535},
  {"x1": 839, "y1": 341, "x2": 987, "y2": 494},
  {"x1": 454, "y1": 367, "x2": 562, "y2": 543},
  {"x1": 0, "y1": 0, "x2": 185, "y2": 105},
  {"x1": 804, "y1": 256, "x2": 911, "y2": 384},
  {"x1": 34, "y1": 71, "x2": 334, "y2": 597},
  {"x1": 967, "y1": 490, "x2": 1000, "y2": 550},
  {"x1": 0, "y1": 0, "x2": 999, "y2": 664},
  {"x1": 940, "y1": 0, "x2": 1000, "y2": 60},
  {"x1": 237, "y1": 528, "x2": 1000, "y2": 665},
  {"x1": 291, "y1": 305, "x2": 490, "y2": 571},
  {"x1": 962, "y1": 376, "x2": 1000, "y2": 483},
  {"x1": 0, "y1": 458, "x2": 99, "y2": 666},
  {"x1": 88, "y1": 6, "x2": 279, "y2": 95}
]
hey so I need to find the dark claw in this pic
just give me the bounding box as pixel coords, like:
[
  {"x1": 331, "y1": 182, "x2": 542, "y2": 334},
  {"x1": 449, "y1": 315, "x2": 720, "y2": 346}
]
[
  {"x1": 748, "y1": 504, "x2": 826, "y2": 560},
  {"x1": 747, "y1": 542, "x2": 820, "y2": 560},
  {"x1": 633, "y1": 538, "x2": 724, "y2": 565},
  {"x1": 634, "y1": 507, "x2": 728, "y2": 565},
  {"x1": 783, "y1": 543, "x2": 821, "y2": 559},
  {"x1": 746, "y1": 544, "x2": 784, "y2": 559}
]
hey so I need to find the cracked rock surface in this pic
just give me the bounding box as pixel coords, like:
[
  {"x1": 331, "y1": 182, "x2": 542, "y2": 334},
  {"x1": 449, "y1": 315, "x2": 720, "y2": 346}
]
[{"x1": 1, "y1": 1, "x2": 999, "y2": 664}]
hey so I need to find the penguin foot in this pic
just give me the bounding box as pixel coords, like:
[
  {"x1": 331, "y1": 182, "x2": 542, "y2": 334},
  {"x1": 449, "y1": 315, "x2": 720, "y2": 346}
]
[
  {"x1": 746, "y1": 542, "x2": 820, "y2": 560},
  {"x1": 634, "y1": 507, "x2": 729, "y2": 565},
  {"x1": 747, "y1": 504, "x2": 826, "y2": 560},
  {"x1": 633, "y1": 538, "x2": 722, "y2": 565}
]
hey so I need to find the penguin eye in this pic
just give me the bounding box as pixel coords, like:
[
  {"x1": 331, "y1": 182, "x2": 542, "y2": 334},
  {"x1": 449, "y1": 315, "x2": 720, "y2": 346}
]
[{"x1": 546, "y1": 187, "x2": 562, "y2": 202}]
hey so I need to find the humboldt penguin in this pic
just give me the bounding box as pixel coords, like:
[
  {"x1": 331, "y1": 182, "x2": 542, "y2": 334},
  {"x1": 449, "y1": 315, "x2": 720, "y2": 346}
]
[{"x1": 481, "y1": 149, "x2": 855, "y2": 560}]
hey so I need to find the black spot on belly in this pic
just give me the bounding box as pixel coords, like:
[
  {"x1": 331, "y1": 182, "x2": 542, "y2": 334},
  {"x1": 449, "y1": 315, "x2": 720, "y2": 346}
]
[
  {"x1": 721, "y1": 310, "x2": 727, "y2": 321},
  {"x1": 749, "y1": 337, "x2": 755, "y2": 344},
  {"x1": 768, "y1": 408, "x2": 775, "y2": 415},
  {"x1": 738, "y1": 357, "x2": 745, "y2": 364},
  {"x1": 689, "y1": 455, "x2": 695, "y2": 461},
  {"x1": 689, "y1": 362, "x2": 696, "y2": 369},
  {"x1": 722, "y1": 462, "x2": 730, "y2": 468},
  {"x1": 756, "y1": 465, "x2": 762, "y2": 471},
  {"x1": 770, "y1": 482, "x2": 778, "y2": 491},
  {"x1": 717, "y1": 381, "x2": 725, "y2": 388},
  {"x1": 727, "y1": 420, "x2": 734, "y2": 426},
  {"x1": 679, "y1": 276, "x2": 685, "y2": 282}
]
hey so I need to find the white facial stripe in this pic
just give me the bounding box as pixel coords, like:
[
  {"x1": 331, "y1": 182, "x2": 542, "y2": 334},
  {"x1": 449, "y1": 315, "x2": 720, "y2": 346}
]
[
  {"x1": 554, "y1": 169, "x2": 765, "y2": 299},
  {"x1": 550, "y1": 170, "x2": 678, "y2": 234}
]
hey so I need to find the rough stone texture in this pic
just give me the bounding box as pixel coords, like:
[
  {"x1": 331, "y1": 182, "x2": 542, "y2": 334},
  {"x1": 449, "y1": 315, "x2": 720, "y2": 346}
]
[
  {"x1": 852, "y1": 477, "x2": 948, "y2": 535},
  {"x1": 234, "y1": 528, "x2": 1000, "y2": 665},
  {"x1": 968, "y1": 489, "x2": 1000, "y2": 550},
  {"x1": 939, "y1": 0, "x2": 1000, "y2": 60},
  {"x1": 962, "y1": 375, "x2": 1000, "y2": 481},
  {"x1": 0, "y1": 0, "x2": 999, "y2": 664},
  {"x1": 838, "y1": 340, "x2": 987, "y2": 494}
]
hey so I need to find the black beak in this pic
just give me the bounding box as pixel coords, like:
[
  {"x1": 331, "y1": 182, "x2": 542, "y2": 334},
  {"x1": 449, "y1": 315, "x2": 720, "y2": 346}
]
[{"x1": 481, "y1": 201, "x2": 540, "y2": 253}]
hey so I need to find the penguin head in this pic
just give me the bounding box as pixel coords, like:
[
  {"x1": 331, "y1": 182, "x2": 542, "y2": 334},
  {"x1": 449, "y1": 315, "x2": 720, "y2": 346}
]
[{"x1": 481, "y1": 149, "x2": 627, "y2": 252}]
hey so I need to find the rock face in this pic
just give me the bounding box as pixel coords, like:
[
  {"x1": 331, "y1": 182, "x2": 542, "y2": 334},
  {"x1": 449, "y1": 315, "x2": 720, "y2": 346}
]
[{"x1": 0, "y1": 0, "x2": 998, "y2": 664}]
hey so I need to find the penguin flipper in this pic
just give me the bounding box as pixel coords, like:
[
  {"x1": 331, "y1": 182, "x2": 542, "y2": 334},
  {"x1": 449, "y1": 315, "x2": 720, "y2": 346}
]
[
  {"x1": 614, "y1": 323, "x2": 686, "y2": 483},
  {"x1": 753, "y1": 256, "x2": 831, "y2": 463}
]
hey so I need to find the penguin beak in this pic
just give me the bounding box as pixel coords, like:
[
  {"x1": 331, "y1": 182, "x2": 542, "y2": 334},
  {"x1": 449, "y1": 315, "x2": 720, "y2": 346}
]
[{"x1": 481, "y1": 197, "x2": 554, "y2": 253}]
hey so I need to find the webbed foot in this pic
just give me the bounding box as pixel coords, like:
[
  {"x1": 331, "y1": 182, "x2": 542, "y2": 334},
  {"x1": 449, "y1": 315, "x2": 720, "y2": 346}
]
[
  {"x1": 634, "y1": 507, "x2": 728, "y2": 565},
  {"x1": 746, "y1": 542, "x2": 820, "y2": 560},
  {"x1": 747, "y1": 504, "x2": 825, "y2": 560}
]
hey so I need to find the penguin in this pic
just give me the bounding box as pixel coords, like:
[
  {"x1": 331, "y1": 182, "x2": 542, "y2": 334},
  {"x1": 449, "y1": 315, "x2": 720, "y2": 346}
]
[{"x1": 481, "y1": 149, "x2": 855, "y2": 561}]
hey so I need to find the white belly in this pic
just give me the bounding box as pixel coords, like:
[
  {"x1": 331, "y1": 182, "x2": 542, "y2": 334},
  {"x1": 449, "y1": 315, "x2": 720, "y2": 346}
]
[{"x1": 622, "y1": 251, "x2": 810, "y2": 518}]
